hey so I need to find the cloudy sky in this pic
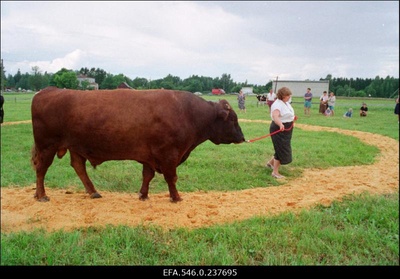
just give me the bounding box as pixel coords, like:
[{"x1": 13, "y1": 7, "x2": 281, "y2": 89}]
[{"x1": 1, "y1": 1, "x2": 399, "y2": 85}]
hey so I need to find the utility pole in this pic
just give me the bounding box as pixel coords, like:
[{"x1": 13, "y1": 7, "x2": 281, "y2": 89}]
[{"x1": 274, "y1": 76, "x2": 278, "y2": 93}]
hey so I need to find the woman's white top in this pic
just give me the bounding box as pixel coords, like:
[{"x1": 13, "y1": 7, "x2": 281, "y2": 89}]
[
  {"x1": 267, "y1": 92, "x2": 276, "y2": 101},
  {"x1": 270, "y1": 99, "x2": 295, "y2": 123},
  {"x1": 320, "y1": 94, "x2": 329, "y2": 102}
]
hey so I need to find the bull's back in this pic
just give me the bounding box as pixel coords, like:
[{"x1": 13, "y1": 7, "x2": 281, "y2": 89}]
[
  {"x1": 33, "y1": 88, "x2": 189, "y2": 131},
  {"x1": 32, "y1": 87, "x2": 206, "y2": 160}
]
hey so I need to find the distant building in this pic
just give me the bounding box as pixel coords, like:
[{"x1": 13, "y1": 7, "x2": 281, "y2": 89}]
[
  {"x1": 117, "y1": 82, "x2": 133, "y2": 89},
  {"x1": 241, "y1": 87, "x2": 253, "y2": 95},
  {"x1": 77, "y1": 74, "x2": 99, "y2": 90},
  {"x1": 272, "y1": 80, "x2": 329, "y2": 97}
]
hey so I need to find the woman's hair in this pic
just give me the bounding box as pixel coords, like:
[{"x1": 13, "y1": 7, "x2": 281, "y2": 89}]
[{"x1": 276, "y1": 87, "x2": 292, "y2": 100}]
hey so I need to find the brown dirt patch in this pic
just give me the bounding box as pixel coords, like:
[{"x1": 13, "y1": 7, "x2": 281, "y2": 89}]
[
  {"x1": 1, "y1": 120, "x2": 32, "y2": 126},
  {"x1": 1, "y1": 121, "x2": 399, "y2": 233}
]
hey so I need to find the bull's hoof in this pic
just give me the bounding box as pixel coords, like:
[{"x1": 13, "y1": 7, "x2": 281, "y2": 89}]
[
  {"x1": 35, "y1": 195, "x2": 50, "y2": 202},
  {"x1": 170, "y1": 196, "x2": 182, "y2": 203},
  {"x1": 90, "y1": 192, "x2": 102, "y2": 199},
  {"x1": 138, "y1": 193, "x2": 149, "y2": 201}
]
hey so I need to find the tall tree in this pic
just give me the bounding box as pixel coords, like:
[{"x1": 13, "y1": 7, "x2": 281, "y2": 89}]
[
  {"x1": 51, "y1": 68, "x2": 79, "y2": 89},
  {"x1": 132, "y1": 77, "x2": 149, "y2": 89},
  {"x1": 14, "y1": 69, "x2": 22, "y2": 85},
  {"x1": 29, "y1": 66, "x2": 43, "y2": 91},
  {"x1": 220, "y1": 73, "x2": 233, "y2": 92},
  {"x1": 79, "y1": 67, "x2": 90, "y2": 76},
  {"x1": 16, "y1": 73, "x2": 30, "y2": 90},
  {"x1": 94, "y1": 68, "x2": 107, "y2": 86},
  {"x1": 6, "y1": 74, "x2": 15, "y2": 89},
  {"x1": 100, "y1": 73, "x2": 126, "y2": 89}
]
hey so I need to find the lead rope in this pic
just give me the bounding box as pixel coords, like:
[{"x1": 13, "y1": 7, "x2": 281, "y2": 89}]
[{"x1": 245, "y1": 117, "x2": 297, "y2": 143}]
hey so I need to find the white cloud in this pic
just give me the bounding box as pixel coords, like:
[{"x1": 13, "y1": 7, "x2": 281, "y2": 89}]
[{"x1": 31, "y1": 49, "x2": 88, "y2": 73}]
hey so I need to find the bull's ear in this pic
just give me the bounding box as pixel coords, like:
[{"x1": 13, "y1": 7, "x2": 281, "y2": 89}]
[{"x1": 217, "y1": 100, "x2": 230, "y2": 121}]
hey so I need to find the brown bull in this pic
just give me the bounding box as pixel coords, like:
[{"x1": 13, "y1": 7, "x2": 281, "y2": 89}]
[{"x1": 31, "y1": 87, "x2": 245, "y2": 202}]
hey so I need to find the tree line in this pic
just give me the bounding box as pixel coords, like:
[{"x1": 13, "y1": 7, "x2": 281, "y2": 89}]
[{"x1": 1, "y1": 62, "x2": 398, "y2": 98}]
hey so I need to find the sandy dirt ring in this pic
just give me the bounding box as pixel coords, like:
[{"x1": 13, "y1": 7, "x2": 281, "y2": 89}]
[{"x1": 1, "y1": 120, "x2": 399, "y2": 233}]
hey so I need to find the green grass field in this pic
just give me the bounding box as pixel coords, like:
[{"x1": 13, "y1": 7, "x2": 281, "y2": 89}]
[{"x1": 1, "y1": 92, "x2": 398, "y2": 266}]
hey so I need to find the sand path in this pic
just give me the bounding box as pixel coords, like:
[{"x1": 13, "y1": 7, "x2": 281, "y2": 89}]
[{"x1": 1, "y1": 120, "x2": 398, "y2": 233}]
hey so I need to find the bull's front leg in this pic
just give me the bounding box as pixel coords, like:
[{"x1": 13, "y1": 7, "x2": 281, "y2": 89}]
[
  {"x1": 139, "y1": 164, "x2": 155, "y2": 201},
  {"x1": 162, "y1": 168, "x2": 182, "y2": 203},
  {"x1": 70, "y1": 152, "x2": 102, "y2": 199}
]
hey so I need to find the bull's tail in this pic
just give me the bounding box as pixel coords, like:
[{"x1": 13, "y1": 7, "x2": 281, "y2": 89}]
[{"x1": 31, "y1": 144, "x2": 38, "y2": 171}]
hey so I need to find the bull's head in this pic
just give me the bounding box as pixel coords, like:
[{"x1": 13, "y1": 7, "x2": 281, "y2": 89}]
[{"x1": 210, "y1": 100, "x2": 245, "y2": 145}]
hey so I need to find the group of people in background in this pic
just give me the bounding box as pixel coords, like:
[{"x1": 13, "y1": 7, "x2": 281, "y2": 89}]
[
  {"x1": 343, "y1": 96, "x2": 397, "y2": 121},
  {"x1": 343, "y1": 103, "x2": 368, "y2": 118},
  {"x1": 306, "y1": 88, "x2": 337, "y2": 116},
  {"x1": 303, "y1": 88, "x2": 373, "y2": 118},
  {"x1": 239, "y1": 87, "x2": 400, "y2": 122}
]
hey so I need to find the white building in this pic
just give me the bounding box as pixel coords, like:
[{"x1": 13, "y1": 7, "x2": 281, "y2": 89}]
[
  {"x1": 241, "y1": 87, "x2": 253, "y2": 95},
  {"x1": 271, "y1": 80, "x2": 329, "y2": 97},
  {"x1": 77, "y1": 74, "x2": 99, "y2": 90}
]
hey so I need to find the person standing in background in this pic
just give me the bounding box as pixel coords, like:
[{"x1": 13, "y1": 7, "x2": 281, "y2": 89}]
[
  {"x1": 265, "y1": 87, "x2": 296, "y2": 179},
  {"x1": 327, "y1": 91, "x2": 336, "y2": 116},
  {"x1": 237, "y1": 90, "x2": 246, "y2": 113},
  {"x1": 266, "y1": 88, "x2": 277, "y2": 113},
  {"x1": 304, "y1": 88, "x2": 312, "y2": 115},
  {"x1": 394, "y1": 96, "x2": 399, "y2": 123},
  {"x1": 319, "y1": 91, "x2": 328, "y2": 114}
]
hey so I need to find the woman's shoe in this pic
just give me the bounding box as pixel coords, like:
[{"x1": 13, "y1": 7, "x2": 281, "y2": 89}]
[
  {"x1": 266, "y1": 163, "x2": 273, "y2": 169},
  {"x1": 272, "y1": 173, "x2": 285, "y2": 179}
]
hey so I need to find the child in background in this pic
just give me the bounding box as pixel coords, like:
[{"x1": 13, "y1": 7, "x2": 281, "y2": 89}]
[
  {"x1": 324, "y1": 107, "x2": 332, "y2": 116},
  {"x1": 343, "y1": 108, "x2": 353, "y2": 118},
  {"x1": 360, "y1": 103, "x2": 368, "y2": 116}
]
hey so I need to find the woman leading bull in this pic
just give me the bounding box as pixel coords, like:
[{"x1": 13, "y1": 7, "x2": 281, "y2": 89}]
[{"x1": 265, "y1": 87, "x2": 296, "y2": 179}]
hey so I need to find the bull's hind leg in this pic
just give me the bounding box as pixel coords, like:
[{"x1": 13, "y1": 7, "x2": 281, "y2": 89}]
[
  {"x1": 69, "y1": 151, "x2": 102, "y2": 199},
  {"x1": 33, "y1": 146, "x2": 57, "y2": 202},
  {"x1": 139, "y1": 164, "x2": 155, "y2": 201}
]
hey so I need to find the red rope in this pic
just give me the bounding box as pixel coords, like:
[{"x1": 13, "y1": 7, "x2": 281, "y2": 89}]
[{"x1": 246, "y1": 117, "x2": 297, "y2": 143}]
